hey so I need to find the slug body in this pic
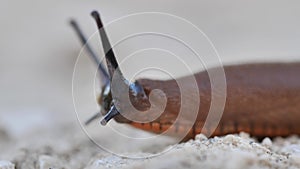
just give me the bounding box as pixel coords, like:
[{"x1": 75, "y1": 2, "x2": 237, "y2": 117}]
[
  {"x1": 72, "y1": 11, "x2": 300, "y2": 141},
  {"x1": 128, "y1": 62, "x2": 300, "y2": 139}
]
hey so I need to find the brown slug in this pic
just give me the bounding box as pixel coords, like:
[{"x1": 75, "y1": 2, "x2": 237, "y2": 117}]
[{"x1": 71, "y1": 11, "x2": 300, "y2": 141}]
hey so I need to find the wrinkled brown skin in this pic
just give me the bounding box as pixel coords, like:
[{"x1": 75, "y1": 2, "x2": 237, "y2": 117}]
[{"x1": 114, "y1": 62, "x2": 300, "y2": 140}]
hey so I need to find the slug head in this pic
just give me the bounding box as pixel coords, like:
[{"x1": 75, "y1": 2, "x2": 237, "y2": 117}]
[
  {"x1": 71, "y1": 11, "x2": 151, "y2": 126},
  {"x1": 91, "y1": 11, "x2": 150, "y2": 125}
]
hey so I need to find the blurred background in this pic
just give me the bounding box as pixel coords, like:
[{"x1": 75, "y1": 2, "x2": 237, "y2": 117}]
[{"x1": 1, "y1": 0, "x2": 300, "y2": 143}]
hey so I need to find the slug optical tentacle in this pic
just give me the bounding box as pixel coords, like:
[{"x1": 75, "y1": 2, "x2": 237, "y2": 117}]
[
  {"x1": 91, "y1": 11, "x2": 148, "y2": 97},
  {"x1": 91, "y1": 11, "x2": 121, "y2": 79},
  {"x1": 90, "y1": 11, "x2": 149, "y2": 125},
  {"x1": 70, "y1": 19, "x2": 109, "y2": 85}
]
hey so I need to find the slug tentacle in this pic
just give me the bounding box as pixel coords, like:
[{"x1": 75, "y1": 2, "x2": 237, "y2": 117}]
[
  {"x1": 100, "y1": 105, "x2": 120, "y2": 125},
  {"x1": 91, "y1": 11, "x2": 149, "y2": 124},
  {"x1": 70, "y1": 19, "x2": 111, "y2": 125},
  {"x1": 70, "y1": 19, "x2": 109, "y2": 85}
]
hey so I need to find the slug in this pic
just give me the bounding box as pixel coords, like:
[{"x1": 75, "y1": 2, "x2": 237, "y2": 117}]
[{"x1": 71, "y1": 11, "x2": 300, "y2": 141}]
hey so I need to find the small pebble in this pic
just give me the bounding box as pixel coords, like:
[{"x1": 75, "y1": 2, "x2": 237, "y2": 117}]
[
  {"x1": 224, "y1": 135, "x2": 240, "y2": 145},
  {"x1": 0, "y1": 161, "x2": 15, "y2": 169},
  {"x1": 195, "y1": 134, "x2": 207, "y2": 141},
  {"x1": 262, "y1": 137, "x2": 272, "y2": 148},
  {"x1": 239, "y1": 132, "x2": 250, "y2": 139},
  {"x1": 38, "y1": 155, "x2": 64, "y2": 169}
]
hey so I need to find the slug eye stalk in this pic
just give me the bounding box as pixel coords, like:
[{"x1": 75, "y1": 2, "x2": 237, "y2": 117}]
[
  {"x1": 69, "y1": 19, "x2": 109, "y2": 85},
  {"x1": 91, "y1": 11, "x2": 120, "y2": 80},
  {"x1": 90, "y1": 11, "x2": 148, "y2": 125},
  {"x1": 70, "y1": 19, "x2": 110, "y2": 125}
]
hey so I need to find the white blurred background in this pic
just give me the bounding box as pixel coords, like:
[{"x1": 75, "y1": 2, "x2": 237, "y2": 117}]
[{"x1": 1, "y1": 0, "x2": 300, "y2": 139}]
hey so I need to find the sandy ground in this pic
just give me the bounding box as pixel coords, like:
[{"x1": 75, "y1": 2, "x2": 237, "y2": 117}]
[
  {"x1": 1, "y1": 0, "x2": 300, "y2": 169},
  {"x1": 2, "y1": 123, "x2": 300, "y2": 169}
]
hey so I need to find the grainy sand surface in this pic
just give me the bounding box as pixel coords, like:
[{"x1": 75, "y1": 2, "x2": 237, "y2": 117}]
[{"x1": 2, "y1": 122, "x2": 300, "y2": 169}]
